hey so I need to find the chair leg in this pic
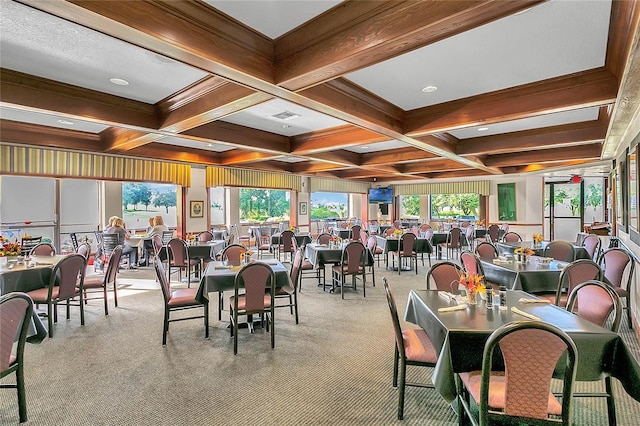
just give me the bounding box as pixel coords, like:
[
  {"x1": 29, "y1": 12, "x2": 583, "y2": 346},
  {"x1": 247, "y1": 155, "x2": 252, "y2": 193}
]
[
  {"x1": 17, "y1": 363, "x2": 27, "y2": 423},
  {"x1": 270, "y1": 310, "x2": 275, "y2": 349},
  {"x1": 218, "y1": 292, "x2": 223, "y2": 321},
  {"x1": 103, "y1": 286, "x2": 109, "y2": 315},
  {"x1": 605, "y1": 376, "x2": 617, "y2": 426},
  {"x1": 204, "y1": 302, "x2": 209, "y2": 338},
  {"x1": 393, "y1": 346, "x2": 400, "y2": 387},
  {"x1": 397, "y1": 358, "x2": 406, "y2": 420},
  {"x1": 162, "y1": 308, "x2": 169, "y2": 345},
  {"x1": 48, "y1": 301, "x2": 54, "y2": 338},
  {"x1": 293, "y1": 294, "x2": 299, "y2": 324}
]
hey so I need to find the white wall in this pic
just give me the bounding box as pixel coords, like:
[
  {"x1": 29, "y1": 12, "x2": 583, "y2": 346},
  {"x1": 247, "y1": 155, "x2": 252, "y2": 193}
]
[
  {"x1": 185, "y1": 167, "x2": 207, "y2": 233},
  {"x1": 489, "y1": 176, "x2": 544, "y2": 240}
]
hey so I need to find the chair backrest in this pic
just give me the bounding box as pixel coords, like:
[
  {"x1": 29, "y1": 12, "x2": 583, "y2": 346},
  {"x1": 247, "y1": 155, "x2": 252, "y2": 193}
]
[
  {"x1": 198, "y1": 231, "x2": 214, "y2": 242},
  {"x1": 366, "y1": 235, "x2": 377, "y2": 255},
  {"x1": 599, "y1": 248, "x2": 634, "y2": 290},
  {"x1": 317, "y1": 233, "x2": 332, "y2": 245},
  {"x1": 465, "y1": 225, "x2": 475, "y2": 240},
  {"x1": 101, "y1": 233, "x2": 119, "y2": 255},
  {"x1": 340, "y1": 241, "x2": 366, "y2": 274},
  {"x1": 104, "y1": 245, "x2": 123, "y2": 288},
  {"x1": 254, "y1": 228, "x2": 263, "y2": 244},
  {"x1": 290, "y1": 248, "x2": 304, "y2": 291},
  {"x1": 447, "y1": 227, "x2": 462, "y2": 247},
  {"x1": 426, "y1": 261, "x2": 463, "y2": 292},
  {"x1": 76, "y1": 242, "x2": 91, "y2": 258},
  {"x1": 234, "y1": 262, "x2": 275, "y2": 312},
  {"x1": 21, "y1": 236, "x2": 42, "y2": 252},
  {"x1": 423, "y1": 228, "x2": 434, "y2": 241},
  {"x1": 475, "y1": 242, "x2": 498, "y2": 258},
  {"x1": 393, "y1": 220, "x2": 401, "y2": 229},
  {"x1": 161, "y1": 230, "x2": 174, "y2": 245},
  {"x1": 167, "y1": 238, "x2": 189, "y2": 266},
  {"x1": 421, "y1": 224, "x2": 431, "y2": 231},
  {"x1": 500, "y1": 223, "x2": 510, "y2": 233},
  {"x1": 411, "y1": 226, "x2": 420, "y2": 236},
  {"x1": 556, "y1": 259, "x2": 602, "y2": 305},
  {"x1": 384, "y1": 227, "x2": 395, "y2": 236},
  {"x1": 152, "y1": 234, "x2": 163, "y2": 256},
  {"x1": 383, "y1": 278, "x2": 407, "y2": 362},
  {"x1": 566, "y1": 280, "x2": 622, "y2": 331},
  {"x1": 460, "y1": 251, "x2": 483, "y2": 276},
  {"x1": 69, "y1": 232, "x2": 79, "y2": 250},
  {"x1": 154, "y1": 259, "x2": 171, "y2": 304},
  {"x1": 503, "y1": 232, "x2": 522, "y2": 243},
  {"x1": 52, "y1": 254, "x2": 86, "y2": 300},
  {"x1": 94, "y1": 230, "x2": 104, "y2": 246},
  {"x1": 581, "y1": 235, "x2": 601, "y2": 261},
  {"x1": 350, "y1": 225, "x2": 361, "y2": 240},
  {"x1": 360, "y1": 230, "x2": 368, "y2": 245},
  {"x1": 544, "y1": 241, "x2": 575, "y2": 262},
  {"x1": 461, "y1": 221, "x2": 471, "y2": 228},
  {"x1": 479, "y1": 321, "x2": 577, "y2": 425},
  {"x1": 400, "y1": 232, "x2": 416, "y2": 256},
  {"x1": 0, "y1": 292, "x2": 33, "y2": 372},
  {"x1": 487, "y1": 224, "x2": 500, "y2": 243},
  {"x1": 221, "y1": 244, "x2": 247, "y2": 266},
  {"x1": 280, "y1": 230, "x2": 295, "y2": 252},
  {"x1": 30, "y1": 242, "x2": 56, "y2": 256}
]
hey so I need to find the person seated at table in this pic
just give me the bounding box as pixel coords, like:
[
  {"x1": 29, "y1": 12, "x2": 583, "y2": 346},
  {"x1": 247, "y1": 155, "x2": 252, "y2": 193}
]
[
  {"x1": 146, "y1": 216, "x2": 155, "y2": 234},
  {"x1": 139, "y1": 216, "x2": 168, "y2": 266},
  {"x1": 106, "y1": 217, "x2": 138, "y2": 268},
  {"x1": 94, "y1": 215, "x2": 121, "y2": 269}
]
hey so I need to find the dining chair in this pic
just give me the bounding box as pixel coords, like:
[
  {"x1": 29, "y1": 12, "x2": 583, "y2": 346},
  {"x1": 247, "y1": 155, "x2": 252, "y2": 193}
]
[
  {"x1": 233, "y1": 224, "x2": 252, "y2": 248},
  {"x1": 544, "y1": 240, "x2": 575, "y2": 262},
  {"x1": 359, "y1": 230, "x2": 368, "y2": 245},
  {"x1": 475, "y1": 241, "x2": 498, "y2": 258},
  {"x1": 20, "y1": 236, "x2": 42, "y2": 254},
  {"x1": 82, "y1": 245, "x2": 123, "y2": 315},
  {"x1": 25, "y1": 253, "x2": 87, "y2": 338},
  {"x1": 503, "y1": 232, "x2": 522, "y2": 243},
  {"x1": 383, "y1": 279, "x2": 437, "y2": 420},
  {"x1": 390, "y1": 232, "x2": 418, "y2": 275},
  {"x1": 154, "y1": 260, "x2": 208, "y2": 346},
  {"x1": 0, "y1": 292, "x2": 34, "y2": 423},
  {"x1": 167, "y1": 238, "x2": 199, "y2": 286},
  {"x1": 221, "y1": 243, "x2": 247, "y2": 266},
  {"x1": 331, "y1": 241, "x2": 367, "y2": 299},
  {"x1": 161, "y1": 230, "x2": 174, "y2": 245},
  {"x1": 272, "y1": 247, "x2": 302, "y2": 324},
  {"x1": 100, "y1": 233, "x2": 121, "y2": 270},
  {"x1": 581, "y1": 234, "x2": 601, "y2": 262},
  {"x1": 29, "y1": 242, "x2": 56, "y2": 256},
  {"x1": 464, "y1": 225, "x2": 475, "y2": 250},
  {"x1": 599, "y1": 247, "x2": 635, "y2": 329},
  {"x1": 277, "y1": 230, "x2": 295, "y2": 262},
  {"x1": 546, "y1": 259, "x2": 602, "y2": 307},
  {"x1": 461, "y1": 250, "x2": 484, "y2": 277},
  {"x1": 69, "y1": 232, "x2": 80, "y2": 251},
  {"x1": 197, "y1": 231, "x2": 214, "y2": 242},
  {"x1": 425, "y1": 261, "x2": 463, "y2": 293},
  {"x1": 254, "y1": 228, "x2": 273, "y2": 259},
  {"x1": 230, "y1": 262, "x2": 276, "y2": 354},
  {"x1": 457, "y1": 321, "x2": 578, "y2": 426},
  {"x1": 566, "y1": 280, "x2": 622, "y2": 426},
  {"x1": 317, "y1": 233, "x2": 332, "y2": 245},
  {"x1": 350, "y1": 224, "x2": 361, "y2": 241},
  {"x1": 475, "y1": 224, "x2": 500, "y2": 247},
  {"x1": 438, "y1": 227, "x2": 462, "y2": 260},
  {"x1": 291, "y1": 237, "x2": 317, "y2": 290}
]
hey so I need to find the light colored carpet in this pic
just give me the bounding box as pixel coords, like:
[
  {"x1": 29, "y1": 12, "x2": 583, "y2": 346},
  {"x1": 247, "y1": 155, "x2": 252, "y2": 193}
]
[{"x1": 1, "y1": 259, "x2": 639, "y2": 425}]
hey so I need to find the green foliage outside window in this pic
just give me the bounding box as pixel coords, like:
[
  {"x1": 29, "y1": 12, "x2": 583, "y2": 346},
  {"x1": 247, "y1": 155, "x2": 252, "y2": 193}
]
[
  {"x1": 310, "y1": 192, "x2": 348, "y2": 219},
  {"x1": 122, "y1": 183, "x2": 177, "y2": 228},
  {"x1": 430, "y1": 193, "x2": 479, "y2": 219},
  {"x1": 239, "y1": 188, "x2": 289, "y2": 222},
  {"x1": 401, "y1": 195, "x2": 420, "y2": 217}
]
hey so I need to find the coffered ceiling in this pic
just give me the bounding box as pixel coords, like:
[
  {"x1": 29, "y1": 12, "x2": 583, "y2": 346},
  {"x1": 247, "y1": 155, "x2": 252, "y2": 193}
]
[{"x1": 1, "y1": 0, "x2": 639, "y2": 183}]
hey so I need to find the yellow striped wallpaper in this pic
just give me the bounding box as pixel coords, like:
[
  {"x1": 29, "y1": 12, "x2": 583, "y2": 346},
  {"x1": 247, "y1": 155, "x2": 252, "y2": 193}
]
[
  {"x1": 394, "y1": 180, "x2": 490, "y2": 196},
  {"x1": 309, "y1": 177, "x2": 370, "y2": 194},
  {"x1": 206, "y1": 166, "x2": 302, "y2": 191}
]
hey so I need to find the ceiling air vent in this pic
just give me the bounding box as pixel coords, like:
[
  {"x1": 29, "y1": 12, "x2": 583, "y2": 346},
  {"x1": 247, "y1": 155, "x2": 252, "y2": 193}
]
[{"x1": 271, "y1": 111, "x2": 301, "y2": 121}]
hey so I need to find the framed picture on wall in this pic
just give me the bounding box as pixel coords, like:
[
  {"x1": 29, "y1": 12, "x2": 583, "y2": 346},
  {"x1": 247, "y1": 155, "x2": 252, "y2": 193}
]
[
  {"x1": 299, "y1": 202, "x2": 307, "y2": 216},
  {"x1": 190, "y1": 200, "x2": 204, "y2": 218},
  {"x1": 497, "y1": 183, "x2": 516, "y2": 221}
]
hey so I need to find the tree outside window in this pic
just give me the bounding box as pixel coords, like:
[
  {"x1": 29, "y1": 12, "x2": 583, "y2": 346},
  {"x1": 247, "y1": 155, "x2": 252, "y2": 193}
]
[
  {"x1": 400, "y1": 195, "x2": 420, "y2": 218},
  {"x1": 430, "y1": 193, "x2": 479, "y2": 220},
  {"x1": 310, "y1": 192, "x2": 348, "y2": 219},
  {"x1": 122, "y1": 183, "x2": 177, "y2": 228},
  {"x1": 239, "y1": 188, "x2": 289, "y2": 222}
]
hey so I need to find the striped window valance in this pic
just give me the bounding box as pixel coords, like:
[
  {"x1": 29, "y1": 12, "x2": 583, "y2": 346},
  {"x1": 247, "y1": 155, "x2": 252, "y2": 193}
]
[
  {"x1": 394, "y1": 180, "x2": 490, "y2": 196},
  {"x1": 0, "y1": 144, "x2": 191, "y2": 186},
  {"x1": 206, "y1": 166, "x2": 302, "y2": 191},
  {"x1": 309, "y1": 177, "x2": 370, "y2": 194}
]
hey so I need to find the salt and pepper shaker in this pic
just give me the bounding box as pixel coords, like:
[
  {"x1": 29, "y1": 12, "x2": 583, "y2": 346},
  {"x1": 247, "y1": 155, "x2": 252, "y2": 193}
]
[
  {"x1": 499, "y1": 286, "x2": 507, "y2": 310},
  {"x1": 485, "y1": 286, "x2": 493, "y2": 308}
]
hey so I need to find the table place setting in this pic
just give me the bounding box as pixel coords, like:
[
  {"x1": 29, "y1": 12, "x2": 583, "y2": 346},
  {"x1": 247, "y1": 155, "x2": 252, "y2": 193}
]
[
  {"x1": 510, "y1": 306, "x2": 541, "y2": 320},
  {"x1": 438, "y1": 304, "x2": 468, "y2": 313},
  {"x1": 518, "y1": 297, "x2": 550, "y2": 304},
  {"x1": 438, "y1": 291, "x2": 457, "y2": 301},
  {"x1": 213, "y1": 264, "x2": 233, "y2": 270}
]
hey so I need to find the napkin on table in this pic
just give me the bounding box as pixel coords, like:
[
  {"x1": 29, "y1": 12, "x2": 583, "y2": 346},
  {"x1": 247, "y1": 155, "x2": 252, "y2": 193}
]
[
  {"x1": 438, "y1": 304, "x2": 468, "y2": 313},
  {"x1": 214, "y1": 265, "x2": 233, "y2": 270},
  {"x1": 518, "y1": 298, "x2": 550, "y2": 304},
  {"x1": 511, "y1": 306, "x2": 541, "y2": 320},
  {"x1": 438, "y1": 291, "x2": 457, "y2": 301}
]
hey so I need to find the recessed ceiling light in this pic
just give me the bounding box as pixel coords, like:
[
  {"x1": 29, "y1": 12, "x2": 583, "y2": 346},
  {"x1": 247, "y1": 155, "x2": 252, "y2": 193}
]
[
  {"x1": 207, "y1": 143, "x2": 213, "y2": 147},
  {"x1": 421, "y1": 85, "x2": 438, "y2": 93},
  {"x1": 477, "y1": 127, "x2": 489, "y2": 132},
  {"x1": 361, "y1": 146, "x2": 369, "y2": 149},
  {"x1": 272, "y1": 111, "x2": 300, "y2": 120},
  {"x1": 282, "y1": 124, "x2": 291, "y2": 129},
  {"x1": 109, "y1": 78, "x2": 129, "y2": 86},
  {"x1": 57, "y1": 119, "x2": 74, "y2": 125}
]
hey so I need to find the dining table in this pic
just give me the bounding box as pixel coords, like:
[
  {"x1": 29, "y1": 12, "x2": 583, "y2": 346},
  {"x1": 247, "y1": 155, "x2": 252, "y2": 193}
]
[
  {"x1": 404, "y1": 289, "x2": 640, "y2": 404},
  {"x1": 430, "y1": 232, "x2": 470, "y2": 259},
  {"x1": 304, "y1": 242, "x2": 374, "y2": 287},
  {"x1": 0, "y1": 254, "x2": 69, "y2": 342},
  {"x1": 332, "y1": 229, "x2": 351, "y2": 239},
  {"x1": 270, "y1": 232, "x2": 312, "y2": 248},
  {"x1": 480, "y1": 256, "x2": 567, "y2": 293},
  {"x1": 375, "y1": 235, "x2": 433, "y2": 269},
  {"x1": 196, "y1": 259, "x2": 292, "y2": 320},
  {"x1": 496, "y1": 241, "x2": 591, "y2": 260}
]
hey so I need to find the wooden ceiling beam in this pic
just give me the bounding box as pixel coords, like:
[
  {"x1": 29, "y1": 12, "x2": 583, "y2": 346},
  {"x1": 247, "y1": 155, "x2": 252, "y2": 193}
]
[
  {"x1": 219, "y1": 150, "x2": 281, "y2": 165},
  {"x1": 420, "y1": 169, "x2": 493, "y2": 179},
  {"x1": 485, "y1": 143, "x2": 603, "y2": 167},
  {"x1": 405, "y1": 68, "x2": 618, "y2": 136},
  {"x1": 101, "y1": 128, "x2": 162, "y2": 153},
  {"x1": 275, "y1": 0, "x2": 545, "y2": 90},
  {"x1": 290, "y1": 161, "x2": 348, "y2": 173},
  {"x1": 128, "y1": 142, "x2": 222, "y2": 164},
  {"x1": 182, "y1": 121, "x2": 290, "y2": 154},
  {"x1": 290, "y1": 124, "x2": 388, "y2": 155},
  {"x1": 500, "y1": 159, "x2": 597, "y2": 175},
  {"x1": 361, "y1": 147, "x2": 438, "y2": 166},
  {"x1": 0, "y1": 119, "x2": 103, "y2": 151},
  {"x1": 400, "y1": 159, "x2": 472, "y2": 174}
]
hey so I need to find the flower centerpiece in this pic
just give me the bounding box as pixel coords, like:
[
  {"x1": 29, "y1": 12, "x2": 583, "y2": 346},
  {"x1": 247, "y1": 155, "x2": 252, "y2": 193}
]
[
  {"x1": 392, "y1": 228, "x2": 403, "y2": 239},
  {"x1": 514, "y1": 247, "x2": 534, "y2": 263},
  {"x1": 475, "y1": 219, "x2": 485, "y2": 228},
  {"x1": 0, "y1": 236, "x2": 22, "y2": 257},
  {"x1": 459, "y1": 272, "x2": 484, "y2": 305},
  {"x1": 532, "y1": 233, "x2": 544, "y2": 246},
  {"x1": 289, "y1": 226, "x2": 296, "y2": 232},
  {"x1": 240, "y1": 250, "x2": 254, "y2": 264}
]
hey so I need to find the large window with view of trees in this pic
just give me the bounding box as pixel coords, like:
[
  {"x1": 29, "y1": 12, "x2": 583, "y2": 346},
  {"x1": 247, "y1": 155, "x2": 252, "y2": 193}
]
[
  {"x1": 310, "y1": 192, "x2": 348, "y2": 219},
  {"x1": 430, "y1": 193, "x2": 479, "y2": 220},
  {"x1": 122, "y1": 183, "x2": 177, "y2": 229},
  {"x1": 400, "y1": 195, "x2": 420, "y2": 218},
  {"x1": 239, "y1": 188, "x2": 289, "y2": 223}
]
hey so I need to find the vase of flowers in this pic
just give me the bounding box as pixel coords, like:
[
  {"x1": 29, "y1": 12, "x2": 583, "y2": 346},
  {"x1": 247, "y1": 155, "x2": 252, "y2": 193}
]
[
  {"x1": 459, "y1": 272, "x2": 484, "y2": 305},
  {"x1": 393, "y1": 228, "x2": 403, "y2": 239},
  {"x1": 514, "y1": 247, "x2": 534, "y2": 263},
  {"x1": 240, "y1": 250, "x2": 254, "y2": 265},
  {"x1": 532, "y1": 233, "x2": 543, "y2": 248},
  {"x1": 0, "y1": 237, "x2": 22, "y2": 257}
]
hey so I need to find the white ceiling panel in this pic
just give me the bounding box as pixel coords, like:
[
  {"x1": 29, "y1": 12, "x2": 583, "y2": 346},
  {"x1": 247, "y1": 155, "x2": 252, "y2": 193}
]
[
  {"x1": 156, "y1": 136, "x2": 235, "y2": 152},
  {"x1": 343, "y1": 140, "x2": 410, "y2": 153},
  {"x1": 0, "y1": 106, "x2": 109, "y2": 133}
]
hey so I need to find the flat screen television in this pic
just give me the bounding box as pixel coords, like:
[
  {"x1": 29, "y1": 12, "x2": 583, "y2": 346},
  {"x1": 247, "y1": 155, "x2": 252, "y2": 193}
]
[{"x1": 369, "y1": 187, "x2": 393, "y2": 204}]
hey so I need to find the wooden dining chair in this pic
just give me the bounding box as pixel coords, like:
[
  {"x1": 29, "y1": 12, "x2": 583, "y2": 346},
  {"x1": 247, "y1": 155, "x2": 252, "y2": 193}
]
[
  {"x1": 457, "y1": 321, "x2": 578, "y2": 426},
  {"x1": 383, "y1": 279, "x2": 437, "y2": 420},
  {"x1": 254, "y1": 228, "x2": 272, "y2": 259},
  {"x1": 167, "y1": 238, "x2": 199, "y2": 286},
  {"x1": 272, "y1": 247, "x2": 302, "y2": 324},
  {"x1": 475, "y1": 241, "x2": 498, "y2": 258},
  {"x1": 277, "y1": 230, "x2": 295, "y2": 262},
  {"x1": 331, "y1": 241, "x2": 367, "y2": 299},
  {"x1": 438, "y1": 227, "x2": 462, "y2": 260},
  {"x1": 426, "y1": 261, "x2": 463, "y2": 293},
  {"x1": 390, "y1": 232, "x2": 418, "y2": 275},
  {"x1": 544, "y1": 240, "x2": 575, "y2": 262},
  {"x1": 599, "y1": 247, "x2": 635, "y2": 329},
  {"x1": 581, "y1": 234, "x2": 601, "y2": 262},
  {"x1": 82, "y1": 245, "x2": 123, "y2": 315},
  {"x1": 0, "y1": 292, "x2": 34, "y2": 423}
]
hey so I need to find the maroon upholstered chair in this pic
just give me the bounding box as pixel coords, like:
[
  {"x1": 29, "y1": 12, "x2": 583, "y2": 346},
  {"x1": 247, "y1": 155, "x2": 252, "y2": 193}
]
[
  {"x1": 475, "y1": 241, "x2": 498, "y2": 258},
  {"x1": 82, "y1": 245, "x2": 123, "y2": 315},
  {"x1": 221, "y1": 244, "x2": 247, "y2": 266},
  {"x1": 503, "y1": 232, "x2": 522, "y2": 243},
  {"x1": 546, "y1": 259, "x2": 601, "y2": 307},
  {"x1": 29, "y1": 242, "x2": 56, "y2": 256},
  {"x1": 167, "y1": 238, "x2": 199, "y2": 286},
  {"x1": 544, "y1": 240, "x2": 575, "y2": 262},
  {"x1": 26, "y1": 253, "x2": 86, "y2": 338},
  {"x1": 599, "y1": 247, "x2": 635, "y2": 329},
  {"x1": 457, "y1": 321, "x2": 577, "y2": 426},
  {"x1": 0, "y1": 292, "x2": 33, "y2": 423},
  {"x1": 317, "y1": 233, "x2": 332, "y2": 245},
  {"x1": 291, "y1": 237, "x2": 316, "y2": 290},
  {"x1": 359, "y1": 230, "x2": 368, "y2": 245},
  {"x1": 426, "y1": 261, "x2": 463, "y2": 293},
  {"x1": 365, "y1": 236, "x2": 377, "y2": 286},
  {"x1": 383, "y1": 279, "x2": 437, "y2": 420},
  {"x1": 254, "y1": 228, "x2": 272, "y2": 259},
  {"x1": 566, "y1": 280, "x2": 622, "y2": 425},
  {"x1": 390, "y1": 232, "x2": 418, "y2": 275},
  {"x1": 475, "y1": 224, "x2": 500, "y2": 246},
  {"x1": 331, "y1": 241, "x2": 367, "y2": 299},
  {"x1": 350, "y1": 224, "x2": 361, "y2": 241},
  {"x1": 367, "y1": 235, "x2": 384, "y2": 268},
  {"x1": 230, "y1": 262, "x2": 275, "y2": 354},
  {"x1": 154, "y1": 260, "x2": 208, "y2": 346},
  {"x1": 197, "y1": 231, "x2": 214, "y2": 242},
  {"x1": 439, "y1": 227, "x2": 462, "y2": 260},
  {"x1": 582, "y1": 234, "x2": 601, "y2": 262},
  {"x1": 272, "y1": 247, "x2": 302, "y2": 324},
  {"x1": 277, "y1": 230, "x2": 295, "y2": 262},
  {"x1": 461, "y1": 251, "x2": 482, "y2": 276}
]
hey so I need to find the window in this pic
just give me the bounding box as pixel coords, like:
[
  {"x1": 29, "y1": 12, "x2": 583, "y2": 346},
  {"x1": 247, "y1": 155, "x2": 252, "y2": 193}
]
[
  {"x1": 310, "y1": 192, "x2": 348, "y2": 219},
  {"x1": 209, "y1": 186, "x2": 225, "y2": 225},
  {"x1": 122, "y1": 183, "x2": 177, "y2": 230},
  {"x1": 400, "y1": 195, "x2": 420, "y2": 218},
  {"x1": 430, "y1": 193, "x2": 479, "y2": 220},
  {"x1": 239, "y1": 188, "x2": 289, "y2": 222}
]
